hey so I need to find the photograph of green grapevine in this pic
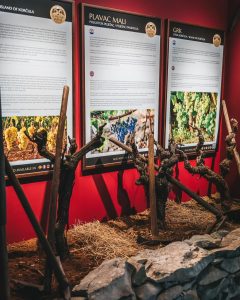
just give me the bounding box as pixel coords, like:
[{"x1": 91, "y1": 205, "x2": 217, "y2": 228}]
[
  {"x1": 90, "y1": 109, "x2": 154, "y2": 154},
  {"x1": 170, "y1": 91, "x2": 217, "y2": 144},
  {"x1": 2, "y1": 115, "x2": 67, "y2": 161}
]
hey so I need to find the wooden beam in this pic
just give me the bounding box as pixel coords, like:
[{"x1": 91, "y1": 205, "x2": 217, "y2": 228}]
[
  {"x1": 166, "y1": 174, "x2": 222, "y2": 218},
  {"x1": 109, "y1": 136, "x2": 159, "y2": 170}
]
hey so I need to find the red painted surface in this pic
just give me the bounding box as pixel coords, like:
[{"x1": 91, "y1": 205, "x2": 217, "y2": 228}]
[
  {"x1": 222, "y1": 0, "x2": 240, "y2": 198},
  {"x1": 6, "y1": 0, "x2": 233, "y2": 243}
]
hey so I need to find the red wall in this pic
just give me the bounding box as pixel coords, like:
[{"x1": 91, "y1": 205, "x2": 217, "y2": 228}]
[
  {"x1": 6, "y1": 0, "x2": 230, "y2": 243},
  {"x1": 222, "y1": 0, "x2": 240, "y2": 198}
]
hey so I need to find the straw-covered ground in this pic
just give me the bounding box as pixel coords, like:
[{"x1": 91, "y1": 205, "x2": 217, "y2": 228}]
[{"x1": 8, "y1": 196, "x2": 240, "y2": 299}]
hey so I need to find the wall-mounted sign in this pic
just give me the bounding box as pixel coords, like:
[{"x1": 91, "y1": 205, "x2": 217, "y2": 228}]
[
  {"x1": 81, "y1": 5, "x2": 161, "y2": 170},
  {"x1": 0, "y1": 0, "x2": 73, "y2": 177},
  {"x1": 164, "y1": 21, "x2": 224, "y2": 154}
]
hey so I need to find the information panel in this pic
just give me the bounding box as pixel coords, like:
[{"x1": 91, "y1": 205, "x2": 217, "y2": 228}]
[
  {"x1": 165, "y1": 21, "x2": 224, "y2": 154},
  {"x1": 82, "y1": 5, "x2": 161, "y2": 169},
  {"x1": 0, "y1": 0, "x2": 73, "y2": 176}
]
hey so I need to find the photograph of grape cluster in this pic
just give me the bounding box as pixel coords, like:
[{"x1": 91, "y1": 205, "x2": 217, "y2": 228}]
[
  {"x1": 2, "y1": 115, "x2": 66, "y2": 161},
  {"x1": 170, "y1": 91, "x2": 218, "y2": 145},
  {"x1": 90, "y1": 109, "x2": 154, "y2": 154}
]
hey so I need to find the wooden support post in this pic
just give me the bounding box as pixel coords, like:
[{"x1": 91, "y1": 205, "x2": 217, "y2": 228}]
[
  {"x1": 166, "y1": 174, "x2": 222, "y2": 219},
  {"x1": 222, "y1": 100, "x2": 240, "y2": 176},
  {"x1": 45, "y1": 86, "x2": 69, "y2": 293},
  {"x1": 109, "y1": 137, "x2": 133, "y2": 154},
  {"x1": 207, "y1": 156, "x2": 216, "y2": 198},
  {"x1": 0, "y1": 89, "x2": 10, "y2": 300},
  {"x1": 109, "y1": 136, "x2": 159, "y2": 169},
  {"x1": 148, "y1": 134, "x2": 158, "y2": 237},
  {"x1": 47, "y1": 85, "x2": 69, "y2": 247}
]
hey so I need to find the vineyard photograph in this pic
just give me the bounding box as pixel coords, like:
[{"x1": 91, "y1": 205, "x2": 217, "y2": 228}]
[
  {"x1": 2, "y1": 115, "x2": 64, "y2": 162},
  {"x1": 90, "y1": 109, "x2": 155, "y2": 154},
  {"x1": 170, "y1": 91, "x2": 218, "y2": 144}
]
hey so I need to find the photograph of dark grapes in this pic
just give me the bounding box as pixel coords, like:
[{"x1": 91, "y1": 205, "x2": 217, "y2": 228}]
[{"x1": 90, "y1": 109, "x2": 155, "y2": 154}]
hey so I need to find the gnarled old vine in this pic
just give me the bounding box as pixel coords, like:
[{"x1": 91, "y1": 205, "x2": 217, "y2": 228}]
[
  {"x1": 25, "y1": 125, "x2": 105, "y2": 259},
  {"x1": 179, "y1": 121, "x2": 238, "y2": 212},
  {"x1": 129, "y1": 135, "x2": 179, "y2": 228}
]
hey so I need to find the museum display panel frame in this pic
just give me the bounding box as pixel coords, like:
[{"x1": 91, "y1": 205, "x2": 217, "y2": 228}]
[
  {"x1": 0, "y1": 0, "x2": 74, "y2": 178},
  {"x1": 81, "y1": 4, "x2": 163, "y2": 171},
  {"x1": 163, "y1": 20, "x2": 225, "y2": 155}
]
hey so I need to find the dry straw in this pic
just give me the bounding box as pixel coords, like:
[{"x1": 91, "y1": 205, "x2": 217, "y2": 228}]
[{"x1": 70, "y1": 220, "x2": 139, "y2": 263}]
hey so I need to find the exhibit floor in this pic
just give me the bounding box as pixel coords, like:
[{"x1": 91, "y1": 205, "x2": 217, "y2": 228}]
[{"x1": 8, "y1": 195, "x2": 240, "y2": 299}]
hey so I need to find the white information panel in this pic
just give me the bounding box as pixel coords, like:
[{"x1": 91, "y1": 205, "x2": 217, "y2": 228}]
[
  {"x1": 82, "y1": 5, "x2": 161, "y2": 169},
  {"x1": 0, "y1": 0, "x2": 73, "y2": 176},
  {"x1": 165, "y1": 21, "x2": 224, "y2": 154}
]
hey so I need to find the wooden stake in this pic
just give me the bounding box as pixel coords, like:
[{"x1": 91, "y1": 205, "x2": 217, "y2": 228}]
[
  {"x1": 109, "y1": 136, "x2": 159, "y2": 169},
  {"x1": 148, "y1": 134, "x2": 158, "y2": 237},
  {"x1": 44, "y1": 86, "x2": 69, "y2": 294},
  {"x1": 0, "y1": 88, "x2": 10, "y2": 300},
  {"x1": 222, "y1": 100, "x2": 240, "y2": 176},
  {"x1": 166, "y1": 174, "x2": 222, "y2": 218},
  {"x1": 5, "y1": 157, "x2": 70, "y2": 297},
  {"x1": 47, "y1": 85, "x2": 69, "y2": 246}
]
